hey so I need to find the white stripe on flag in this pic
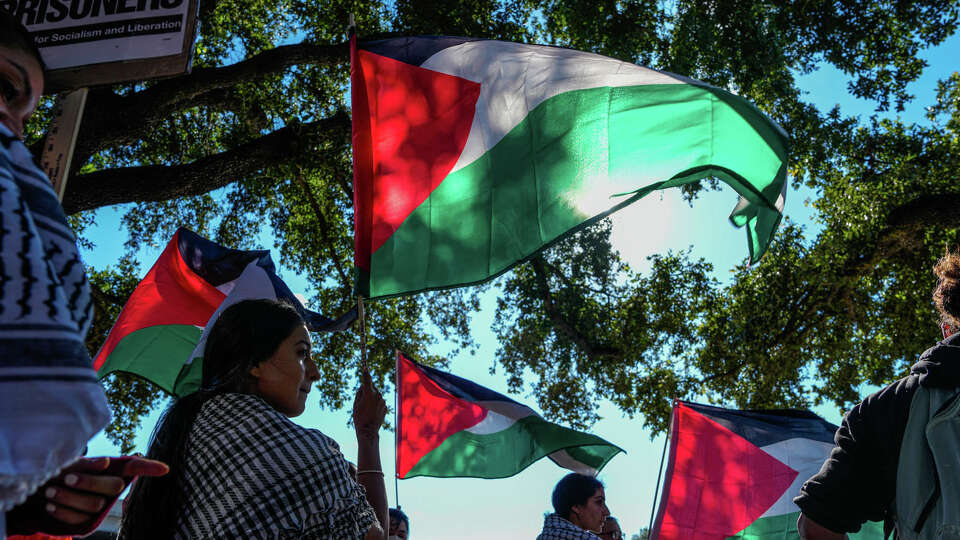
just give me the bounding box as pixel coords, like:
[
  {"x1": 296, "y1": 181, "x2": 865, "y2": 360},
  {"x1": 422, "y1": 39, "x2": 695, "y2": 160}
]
[
  {"x1": 758, "y1": 438, "x2": 834, "y2": 518},
  {"x1": 548, "y1": 449, "x2": 599, "y2": 476},
  {"x1": 186, "y1": 262, "x2": 277, "y2": 364},
  {"x1": 419, "y1": 40, "x2": 691, "y2": 174},
  {"x1": 464, "y1": 400, "x2": 537, "y2": 434},
  {"x1": 464, "y1": 399, "x2": 602, "y2": 475}
]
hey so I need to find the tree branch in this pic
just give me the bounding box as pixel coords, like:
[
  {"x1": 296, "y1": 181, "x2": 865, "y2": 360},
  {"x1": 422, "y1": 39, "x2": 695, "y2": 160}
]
[
  {"x1": 63, "y1": 112, "x2": 350, "y2": 214},
  {"x1": 699, "y1": 360, "x2": 748, "y2": 384},
  {"x1": 882, "y1": 192, "x2": 960, "y2": 245},
  {"x1": 294, "y1": 170, "x2": 352, "y2": 294},
  {"x1": 197, "y1": 0, "x2": 221, "y2": 21},
  {"x1": 530, "y1": 256, "x2": 622, "y2": 360},
  {"x1": 840, "y1": 192, "x2": 960, "y2": 280},
  {"x1": 73, "y1": 40, "x2": 350, "y2": 166},
  {"x1": 542, "y1": 258, "x2": 608, "y2": 296},
  {"x1": 700, "y1": 193, "x2": 960, "y2": 389},
  {"x1": 90, "y1": 283, "x2": 127, "y2": 309},
  {"x1": 334, "y1": 172, "x2": 353, "y2": 200}
]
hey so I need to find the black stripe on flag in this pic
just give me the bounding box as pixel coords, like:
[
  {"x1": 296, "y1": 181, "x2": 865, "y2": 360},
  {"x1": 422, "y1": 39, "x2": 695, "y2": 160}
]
[
  {"x1": 177, "y1": 227, "x2": 266, "y2": 287},
  {"x1": 360, "y1": 36, "x2": 484, "y2": 67},
  {"x1": 175, "y1": 227, "x2": 356, "y2": 332},
  {"x1": 680, "y1": 400, "x2": 837, "y2": 447},
  {"x1": 412, "y1": 358, "x2": 518, "y2": 405}
]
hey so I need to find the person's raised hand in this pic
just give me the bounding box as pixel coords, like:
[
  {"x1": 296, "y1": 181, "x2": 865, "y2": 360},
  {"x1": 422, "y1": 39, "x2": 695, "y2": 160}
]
[
  {"x1": 6, "y1": 455, "x2": 168, "y2": 536},
  {"x1": 352, "y1": 368, "x2": 387, "y2": 439}
]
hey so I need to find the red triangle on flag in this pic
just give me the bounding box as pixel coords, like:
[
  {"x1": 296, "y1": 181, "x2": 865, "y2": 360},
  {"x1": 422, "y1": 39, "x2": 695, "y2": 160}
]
[
  {"x1": 654, "y1": 402, "x2": 799, "y2": 539},
  {"x1": 352, "y1": 44, "x2": 482, "y2": 271},
  {"x1": 92, "y1": 230, "x2": 225, "y2": 371},
  {"x1": 396, "y1": 354, "x2": 487, "y2": 478}
]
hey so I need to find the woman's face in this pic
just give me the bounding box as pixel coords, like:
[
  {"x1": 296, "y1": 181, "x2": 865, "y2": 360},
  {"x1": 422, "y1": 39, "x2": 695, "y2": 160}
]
[
  {"x1": 0, "y1": 45, "x2": 43, "y2": 139},
  {"x1": 249, "y1": 323, "x2": 318, "y2": 417},
  {"x1": 571, "y1": 487, "x2": 609, "y2": 533}
]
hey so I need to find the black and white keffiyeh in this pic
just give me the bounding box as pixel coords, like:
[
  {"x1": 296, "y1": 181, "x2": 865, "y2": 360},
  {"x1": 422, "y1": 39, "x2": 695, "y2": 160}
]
[
  {"x1": 537, "y1": 514, "x2": 602, "y2": 540},
  {"x1": 0, "y1": 125, "x2": 109, "y2": 526},
  {"x1": 173, "y1": 393, "x2": 376, "y2": 539}
]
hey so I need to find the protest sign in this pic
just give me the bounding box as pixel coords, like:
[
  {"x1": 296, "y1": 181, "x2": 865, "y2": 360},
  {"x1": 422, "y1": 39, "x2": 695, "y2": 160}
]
[{"x1": 1, "y1": 0, "x2": 198, "y2": 91}]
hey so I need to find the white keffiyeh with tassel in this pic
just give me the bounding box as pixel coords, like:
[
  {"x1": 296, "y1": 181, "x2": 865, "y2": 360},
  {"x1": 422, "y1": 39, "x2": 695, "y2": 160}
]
[
  {"x1": 537, "y1": 514, "x2": 602, "y2": 540},
  {"x1": 0, "y1": 125, "x2": 110, "y2": 526}
]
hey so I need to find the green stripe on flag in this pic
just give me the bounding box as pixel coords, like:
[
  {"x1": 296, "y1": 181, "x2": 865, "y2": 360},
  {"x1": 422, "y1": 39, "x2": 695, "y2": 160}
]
[
  {"x1": 95, "y1": 324, "x2": 203, "y2": 395},
  {"x1": 405, "y1": 415, "x2": 622, "y2": 479},
  {"x1": 173, "y1": 355, "x2": 204, "y2": 396},
  {"x1": 726, "y1": 513, "x2": 885, "y2": 540},
  {"x1": 368, "y1": 83, "x2": 787, "y2": 298}
]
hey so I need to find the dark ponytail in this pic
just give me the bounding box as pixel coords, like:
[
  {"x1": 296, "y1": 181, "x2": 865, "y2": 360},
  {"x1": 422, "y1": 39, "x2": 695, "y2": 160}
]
[{"x1": 119, "y1": 299, "x2": 304, "y2": 538}]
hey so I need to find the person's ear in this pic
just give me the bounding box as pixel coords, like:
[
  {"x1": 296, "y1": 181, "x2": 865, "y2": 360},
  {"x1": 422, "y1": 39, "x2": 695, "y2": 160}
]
[{"x1": 249, "y1": 364, "x2": 262, "y2": 379}]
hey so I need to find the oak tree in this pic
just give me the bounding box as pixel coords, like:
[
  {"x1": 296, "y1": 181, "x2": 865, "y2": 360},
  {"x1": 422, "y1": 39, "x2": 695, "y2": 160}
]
[{"x1": 19, "y1": 0, "x2": 958, "y2": 447}]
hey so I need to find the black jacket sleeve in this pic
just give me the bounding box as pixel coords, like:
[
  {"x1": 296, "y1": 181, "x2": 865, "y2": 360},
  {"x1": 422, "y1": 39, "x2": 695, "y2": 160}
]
[{"x1": 793, "y1": 375, "x2": 919, "y2": 533}]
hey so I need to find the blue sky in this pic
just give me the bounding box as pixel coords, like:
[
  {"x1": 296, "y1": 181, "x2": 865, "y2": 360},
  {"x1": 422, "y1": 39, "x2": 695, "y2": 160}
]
[{"x1": 82, "y1": 31, "x2": 959, "y2": 539}]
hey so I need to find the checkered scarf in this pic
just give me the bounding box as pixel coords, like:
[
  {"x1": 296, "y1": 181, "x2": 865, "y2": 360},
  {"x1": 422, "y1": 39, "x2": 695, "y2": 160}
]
[
  {"x1": 0, "y1": 126, "x2": 109, "y2": 522},
  {"x1": 536, "y1": 514, "x2": 602, "y2": 540},
  {"x1": 173, "y1": 393, "x2": 376, "y2": 539}
]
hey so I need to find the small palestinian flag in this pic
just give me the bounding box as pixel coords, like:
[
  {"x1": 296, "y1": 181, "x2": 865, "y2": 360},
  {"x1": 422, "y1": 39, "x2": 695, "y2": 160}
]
[
  {"x1": 351, "y1": 36, "x2": 788, "y2": 299},
  {"x1": 396, "y1": 352, "x2": 621, "y2": 479},
  {"x1": 652, "y1": 401, "x2": 883, "y2": 540},
  {"x1": 94, "y1": 228, "x2": 355, "y2": 396}
]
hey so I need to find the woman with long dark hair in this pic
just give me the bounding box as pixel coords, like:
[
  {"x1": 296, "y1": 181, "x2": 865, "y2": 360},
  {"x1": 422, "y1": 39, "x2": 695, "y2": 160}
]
[{"x1": 119, "y1": 298, "x2": 388, "y2": 539}]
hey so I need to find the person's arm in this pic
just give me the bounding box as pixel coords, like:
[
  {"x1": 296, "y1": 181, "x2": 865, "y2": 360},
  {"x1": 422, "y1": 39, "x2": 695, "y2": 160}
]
[
  {"x1": 353, "y1": 368, "x2": 388, "y2": 540},
  {"x1": 798, "y1": 513, "x2": 847, "y2": 540},
  {"x1": 793, "y1": 377, "x2": 916, "y2": 533},
  {"x1": 6, "y1": 456, "x2": 168, "y2": 536}
]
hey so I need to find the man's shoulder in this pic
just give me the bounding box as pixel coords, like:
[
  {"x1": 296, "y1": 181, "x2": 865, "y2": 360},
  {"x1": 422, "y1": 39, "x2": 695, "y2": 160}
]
[{"x1": 854, "y1": 375, "x2": 922, "y2": 420}]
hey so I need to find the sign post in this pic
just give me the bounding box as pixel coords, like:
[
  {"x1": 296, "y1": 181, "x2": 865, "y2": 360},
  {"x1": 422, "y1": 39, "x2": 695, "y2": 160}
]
[{"x1": 40, "y1": 88, "x2": 88, "y2": 201}]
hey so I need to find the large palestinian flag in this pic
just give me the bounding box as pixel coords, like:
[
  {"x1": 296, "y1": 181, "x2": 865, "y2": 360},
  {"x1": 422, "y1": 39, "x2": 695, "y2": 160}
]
[
  {"x1": 652, "y1": 401, "x2": 883, "y2": 540},
  {"x1": 396, "y1": 352, "x2": 621, "y2": 478},
  {"x1": 351, "y1": 36, "x2": 789, "y2": 299},
  {"x1": 94, "y1": 228, "x2": 355, "y2": 396}
]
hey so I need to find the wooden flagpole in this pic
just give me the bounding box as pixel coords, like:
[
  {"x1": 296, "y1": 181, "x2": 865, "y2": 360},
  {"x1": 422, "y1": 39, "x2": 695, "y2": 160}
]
[
  {"x1": 394, "y1": 349, "x2": 401, "y2": 510},
  {"x1": 647, "y1": 399, "x2": 676, "y2": 539},
  {"x1": 357, "y1": 296, "x2": 368, "y2": 374}
]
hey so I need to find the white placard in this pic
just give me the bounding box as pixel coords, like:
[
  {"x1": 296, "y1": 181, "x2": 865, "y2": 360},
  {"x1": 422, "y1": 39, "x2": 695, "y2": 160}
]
[{"x1": 2, "y1": 0, "x2": 197, "y2": 90}]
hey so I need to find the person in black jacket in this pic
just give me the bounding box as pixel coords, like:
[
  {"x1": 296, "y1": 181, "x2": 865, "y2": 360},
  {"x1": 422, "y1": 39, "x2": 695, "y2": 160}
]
[{"x1": 794, "y1": 251, "x2": 960, "y2": 538}]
